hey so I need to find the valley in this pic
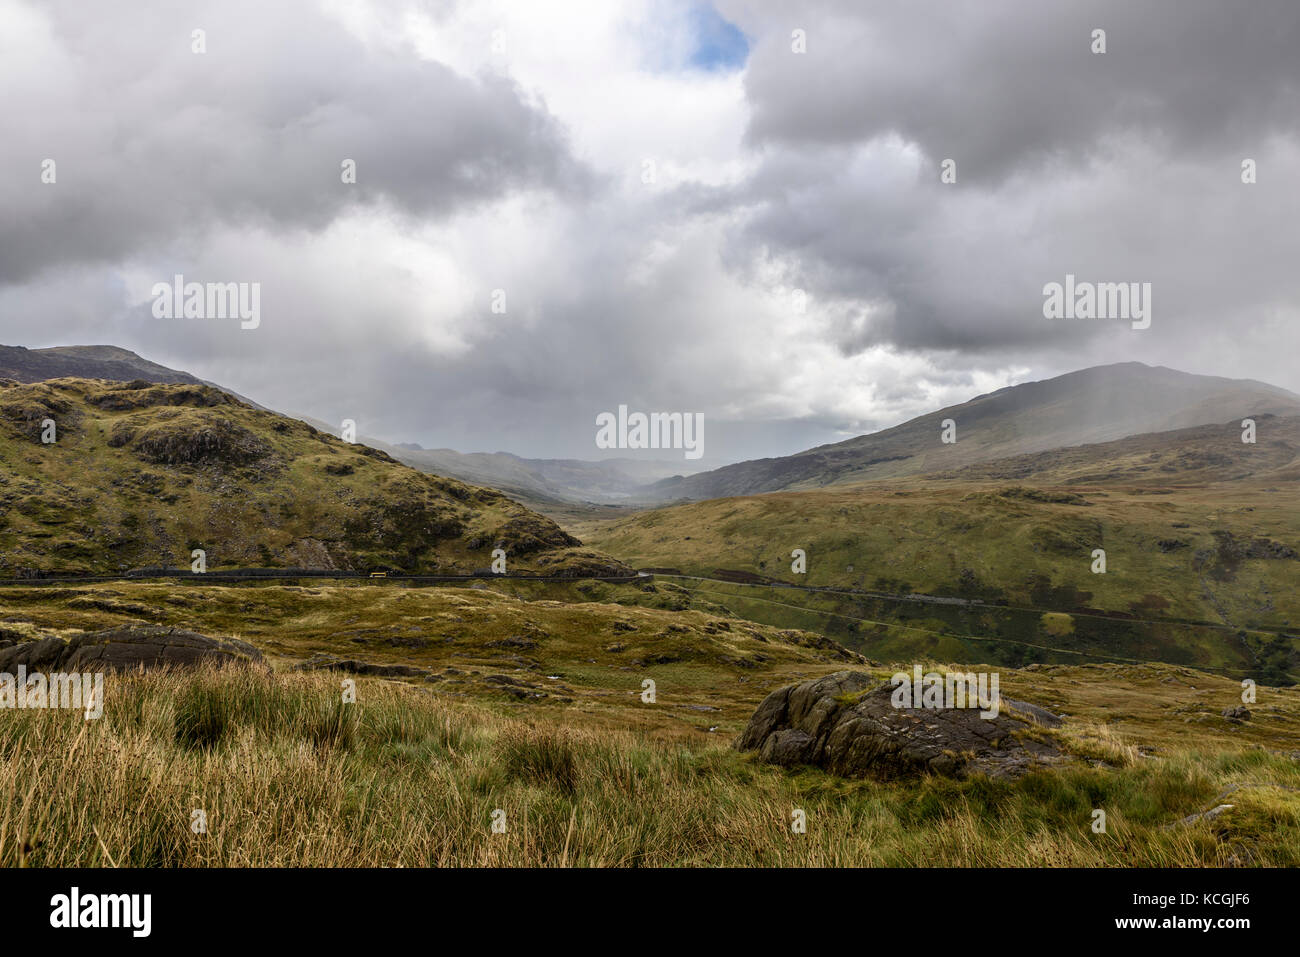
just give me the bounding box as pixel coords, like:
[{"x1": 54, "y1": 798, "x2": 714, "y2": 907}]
[{"x1": 1, "y1": 351, "x2": 1298, "y2": 868}]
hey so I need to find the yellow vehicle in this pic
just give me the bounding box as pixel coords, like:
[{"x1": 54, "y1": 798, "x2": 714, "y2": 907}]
[{"x1": 369, "y1": 571, "x2": 387, "y2": 579}]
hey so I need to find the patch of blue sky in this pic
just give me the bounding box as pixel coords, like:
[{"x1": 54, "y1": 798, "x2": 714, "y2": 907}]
[{"x1": 685, "y1": 2, "x2": 748, "y2": 71}]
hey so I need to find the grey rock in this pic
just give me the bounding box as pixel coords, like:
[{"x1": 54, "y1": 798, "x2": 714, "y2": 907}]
[
  {"x1": 0, "y1": 625, "x2": 265, "y2": 673},
  {"x1": 736, "y1": 670, "x2": 1066, "y2": 780},
  {"x1": 1177, "y1": 803, "x2": 1235, "y2": 827}
]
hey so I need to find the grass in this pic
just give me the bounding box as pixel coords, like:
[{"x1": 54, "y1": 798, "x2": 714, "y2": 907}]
[
  {"x1": 1, "y1": 376, "x2": 1296, "y2": 866},
  {"x1": 4, "y1": 580, "x2": 1299, "y2": 751},
  {"x1": 0, "y1": 580, "x2": 862, "y2": 739},
  {"x1": 3, "y1": 663, "x2": 1298, "y2": 867}
]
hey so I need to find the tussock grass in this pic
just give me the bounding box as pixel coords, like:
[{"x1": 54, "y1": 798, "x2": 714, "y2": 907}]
[
  {"x1": 1052, "y1": 721, "x2": 1141, "y2": 768},
  {"x1": 2, "y1": 665, "x2": 1298, "y2": 867}
]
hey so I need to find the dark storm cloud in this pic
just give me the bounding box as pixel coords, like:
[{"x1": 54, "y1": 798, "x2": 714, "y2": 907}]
[
  {"x1": 0, "y1": 0, "x2": 587, "y2": 285},
  {"x1": 732, "y1": 0, "x2": 1300, "y2": 178},
  {"x1": 714, "y1": 0, "x2": 1300, "y2": 371}
]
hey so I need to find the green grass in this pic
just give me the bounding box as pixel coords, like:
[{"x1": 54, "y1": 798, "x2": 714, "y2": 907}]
[{"x1": 3, "y1": 663, "x2": 1298, "y2": 867}]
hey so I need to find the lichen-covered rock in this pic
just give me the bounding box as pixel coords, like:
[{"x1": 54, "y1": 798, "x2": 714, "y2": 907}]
[
  {"x1": 736, "y1": 670, "x2": 1065, "y2": 780},
  {"x1": 0, "y1": 625, "x2": 266, "y2": 673}
]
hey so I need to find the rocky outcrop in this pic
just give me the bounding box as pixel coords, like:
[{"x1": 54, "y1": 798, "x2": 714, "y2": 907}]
[
  {"x1": 736, "y1": 670, "x2": 1065, "y2": 780},
  {"x1": 0, "y1": 625, "x2": 265, "y2": 672},
  {"x1": 291, "y1": 654, "x2": 430, "y2": 679}
]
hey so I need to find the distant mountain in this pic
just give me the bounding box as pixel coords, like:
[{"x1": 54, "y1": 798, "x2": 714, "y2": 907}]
[
  {"x1": 293, "y1": 415, "x2": 704, "y2": 505},
  {"x1": 0, "y1": 344, "x2": 265, "y2": 408},
  {"x1": 0, "y1": 344, "x2": 207, "y2": 386},
  {"x1": 0, "y1": 377, "x2": 624, "y2": 577},
  {"x1": 649, "y1": 363, "x2": 1300, "y2": 501}
]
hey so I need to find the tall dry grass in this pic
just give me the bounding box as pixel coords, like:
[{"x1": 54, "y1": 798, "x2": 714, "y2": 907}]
[{"x1": 2, "y1": 664, "x2": 1297, "y2": 867}]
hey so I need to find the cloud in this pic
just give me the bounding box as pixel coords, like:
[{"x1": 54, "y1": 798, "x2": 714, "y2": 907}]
[
  {"x1": 0, "y1": 0, "x2": 586, "y2": 285},
  {"x1": 1, "y1": 0, "x2": 1297, "y2": 465},
  {"x1": 712, "y1": 0, "x2": 1300, "y2": 385},
  {"x1": 730, "y1": 0, "x2": 1300, "y2": 177}
]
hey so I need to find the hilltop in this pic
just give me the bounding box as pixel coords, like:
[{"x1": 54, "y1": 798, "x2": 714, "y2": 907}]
[{"x1": 0, "y1": 344, "x2": 208, "y2": 386}]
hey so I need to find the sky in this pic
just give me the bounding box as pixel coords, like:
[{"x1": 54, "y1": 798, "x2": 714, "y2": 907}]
[{"x1": 1, "y1": 0, "x2": 1298, "y2": 466}]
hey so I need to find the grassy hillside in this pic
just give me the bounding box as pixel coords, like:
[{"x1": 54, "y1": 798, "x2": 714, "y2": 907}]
[
  {"x1": 0, "y1": 579, "x2": 856, "y2": 730},
  {"x1": 3, "y1": 577, "x2": 1299, "y2": 866},
  {"x1": 2, "y1": 363, "x2": 1298, "y2": 868},
  {"x1": 574, "y1": 480, "x2": 1300, "y2": 681},
  {"x1": 0, "y1": 378, "x2": 618, "y2": 577}
]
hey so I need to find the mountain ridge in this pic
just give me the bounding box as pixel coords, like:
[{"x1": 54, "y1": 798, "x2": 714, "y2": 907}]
[{"x1": 648, "y1": 362, "x2": 1300, "y2": 502}]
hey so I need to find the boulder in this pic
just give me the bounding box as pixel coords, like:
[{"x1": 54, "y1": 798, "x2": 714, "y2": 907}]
[
  {"x1": 0, "y1": 625, "x2": 265, "y2": 673},
  {"x1": 736, "y1": 670, "x2": 1065, "y2": 780}
]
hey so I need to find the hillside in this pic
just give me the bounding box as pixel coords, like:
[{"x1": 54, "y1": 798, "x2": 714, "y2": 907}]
[
  {"x1": 0, "y1": 578, "x2": 858, "y2": 730},
  {"x1": 0, "y1": 344, "x2": 268, "y2": 408},
  {"x1": 575, "y1": 475, "x2": 1300, "y2": 681},
  {"x1": 0, "y1": 345, "x2": 705, "y2": 505},
  {"x1": 930, "y1": 414, "x2": 1300, "y2": 485},
  {"x1": 650, "y1": 363, "x2": 1300, "y2": 501},
  {"x1": 0, "y1": 377, "x2": 621, "y2": 577}
]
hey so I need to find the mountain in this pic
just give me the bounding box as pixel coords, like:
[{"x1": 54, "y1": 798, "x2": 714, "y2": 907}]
[
  {"x1": 0, "y1": 344, "x2": 207, "y2": 386},
  {"x1": 648, "y1": 363, "x2": 1300, "y2": 502},
  {"x1": 294, "y1": 415, "x2": 705, "y2": 506},
  {"x1": 929, "y1": 414, "x2": 1300, "y2": 486},
  {"x1": 0, "y1": 344, "x2": 266, "y2": 408},
  {"x1": 0, "y1": 377, "x2": 624, "y2": 577}
]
